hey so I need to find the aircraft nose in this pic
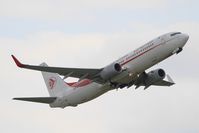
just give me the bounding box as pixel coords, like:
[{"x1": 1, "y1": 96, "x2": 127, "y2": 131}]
[
  {"x1": 178, "y1": 33, "x2": 189, "y2": 48},
  {"x1": 182, "y1": 33, "x2": 189, "y2": 44}
]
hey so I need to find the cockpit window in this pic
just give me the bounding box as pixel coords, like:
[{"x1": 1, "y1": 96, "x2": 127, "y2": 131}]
[{"x1": 170, "y1": 32, "x2": 181, "y2": 36}]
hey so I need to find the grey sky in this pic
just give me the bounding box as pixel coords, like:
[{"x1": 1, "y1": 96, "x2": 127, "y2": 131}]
[{"x1": 1, "y1": 0, "x2": 199, "y2": 133}]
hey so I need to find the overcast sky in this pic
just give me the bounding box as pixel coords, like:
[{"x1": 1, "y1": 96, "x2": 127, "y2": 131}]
[{"x1": 1, "y1": 0, "x2": 199, "y2": 133}]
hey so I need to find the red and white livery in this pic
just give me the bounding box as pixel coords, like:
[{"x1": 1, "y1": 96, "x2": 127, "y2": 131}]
[{"x1": 12, "y1": 32, "x2": 189, "y2": 108}]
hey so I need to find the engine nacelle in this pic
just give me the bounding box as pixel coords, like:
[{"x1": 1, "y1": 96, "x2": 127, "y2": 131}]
[
  {"x1": 100, "y1": 63, "x2": 122, "y2": 80},
  {"x1": 145, "y1": 69, "x2": 166, "y2": 86}
]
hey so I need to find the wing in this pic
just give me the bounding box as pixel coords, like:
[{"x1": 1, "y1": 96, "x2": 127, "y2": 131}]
[
  {"x1": 13, "y1": 97, "x2": 57, "y2": 104},
  {"x1": 153, "y1": 75, "x2": 175, "y2": 86},
  {"x1": 134, "y1": 72, "x2": 175, "y2": 89},
  {"x1": 11, "y1": 55, "x2": 102, "y2": 79}
]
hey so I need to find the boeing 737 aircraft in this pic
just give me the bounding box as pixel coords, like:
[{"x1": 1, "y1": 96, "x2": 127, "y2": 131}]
[{"x1": 12, "y1": 32, "x2": 189, "y2": 108}]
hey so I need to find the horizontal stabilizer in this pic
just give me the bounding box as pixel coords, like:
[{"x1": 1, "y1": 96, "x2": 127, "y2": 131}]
[{"x1": 13, "y1": 97, "x2": 57, "y2": 104}]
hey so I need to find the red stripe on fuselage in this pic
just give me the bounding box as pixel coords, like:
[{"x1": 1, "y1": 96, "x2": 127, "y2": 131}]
[
  {"x1": 66, "y1": 82, "x2": 77, "y2": 86},
  {"x1": 120, "y1": 44, "x2": 160, "y2": 66},
  {"x1": 66, "y1": 79, "x2": 92, "y2": 88}
]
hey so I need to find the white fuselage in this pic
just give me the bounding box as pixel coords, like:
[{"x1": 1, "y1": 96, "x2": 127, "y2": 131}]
[{"x1": 50, "y1": 32, "x2": 189, "y2": 108}]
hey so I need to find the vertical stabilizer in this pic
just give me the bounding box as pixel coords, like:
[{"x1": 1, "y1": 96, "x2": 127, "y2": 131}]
[{"x1": 40, "y1": 63, "x2": 71, "y2": 97}]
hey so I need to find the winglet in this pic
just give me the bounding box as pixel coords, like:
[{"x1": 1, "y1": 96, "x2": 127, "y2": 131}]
[{"x1": 11, "y1": 55, "x2": 25, "y2": 67}]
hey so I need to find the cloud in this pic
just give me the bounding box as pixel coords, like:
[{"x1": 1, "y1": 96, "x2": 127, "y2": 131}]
[{"x1": 0, "y1": 0, "x2": 167, "y2": 20}]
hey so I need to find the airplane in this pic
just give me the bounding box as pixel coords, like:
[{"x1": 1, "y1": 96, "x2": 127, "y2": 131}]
[{"x1": 12, "y1": 32, "x2": 189, "y2": 108}]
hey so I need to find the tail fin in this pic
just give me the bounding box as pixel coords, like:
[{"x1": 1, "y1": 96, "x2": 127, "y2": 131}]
[{"x1": 40, "y1": 63, "x2": 71, "y2": 97}]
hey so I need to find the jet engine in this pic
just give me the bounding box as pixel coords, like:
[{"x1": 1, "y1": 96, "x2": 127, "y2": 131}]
[
  {"x1": 144, "y1": 69, "x2": 166, "y2": 86},
  {"x1": 100, "y1": 63, "x2": 122, "y2": 80}
]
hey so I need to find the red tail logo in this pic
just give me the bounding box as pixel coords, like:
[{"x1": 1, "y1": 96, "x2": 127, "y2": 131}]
[{"x1": 49, "y1": 77, "x2": 57, "y2": 89}]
